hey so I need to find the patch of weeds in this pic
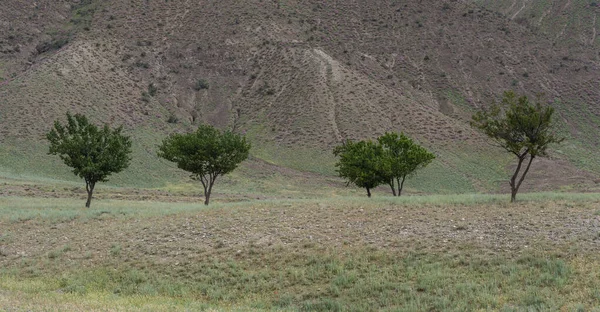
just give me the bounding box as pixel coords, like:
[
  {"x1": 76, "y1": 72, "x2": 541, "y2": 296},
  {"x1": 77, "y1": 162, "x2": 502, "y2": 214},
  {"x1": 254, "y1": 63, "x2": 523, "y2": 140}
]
[
  {"x1": 214, "y1": 240, "x2": 225, "y2": 249},
  {"x1": 134, "y1": 61, "x2": 150, "y2": 69},
  {"x1": 148, "y1": 83, "x2": 157, "y2": 97},
  {"x1": 9, "y1": 215, "x2": 33, "y2": 223},
  {"x1": 273, "y1": 294, "x2": 296, "y2": 308},
  {"x1": 61, "y1": 245, "x2": 72, "y2": 253},
  {"x1": 167, "y1": 114, "x2": 179, "y2": 124},
  {"x1": 70, "y1": 0, "x2": 99, "y2": 31},
  {"x1": 141, "y1": 92, "x2": 150, "y2": 103},
  {"x1": 301, "y1": 299, "x2": 342, "y2": 312},
  {"x1": 35, "y1": 34, "x2": 71, "y2": 54},
  {"x1": 454, "y1": 224, "x2": 468, "y2": 231},
  {"x1": 522, "y1": 290, "x2": 547, "y2": 309},
  {"x1": 110, "y1": 244, "x2": 121, "y2": 256},
  {"x1": 258, "y1": 82, "x2": 275, "y2": 95},
  {"x1": 137, "y1": 40, "x2": 153, "y2": 47},
  {"x1": 92, "y1": 210, "x2": 112, "y2": 220},
  {"x1": 47, "y1": 250, "x2": 62, "y2": 259},
  {"x1": 0, "y1": 232, "x2": 13, "y2": 243},
  {"x1": 194, "y1": 79, "x2": 209, "y2": 91}
]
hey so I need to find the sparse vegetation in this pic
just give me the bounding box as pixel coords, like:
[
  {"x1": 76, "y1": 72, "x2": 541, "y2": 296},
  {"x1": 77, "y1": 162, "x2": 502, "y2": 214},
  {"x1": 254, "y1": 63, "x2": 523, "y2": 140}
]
[
  {"x1": 147, "y1": 83, "x2": 157, "y2": 97},
  {"x1": 35, "y1": 34, "x2": 70, "y2": 54},
  {"x1": 194, "y1": 79, "x2": 209, "y2": 91},
  {"x1": 46, "y1": 113, "x2": 132, "y2": 208},
  {"x1": 471, "y1": 91, "x2": 563, "y2": 202},
  {"x1": 158, "y1": 125, "x2": 251, "y2": 205},
  {"x1": 133, "y1": 61, "x2": 150, "y2": 69},
  {"x1": 2, "y1": 1, "x2": 600, "y2": 309},
  {"x1": 166, "y1": 114, "x2": 179, "y2": 124},
  {"x1": 2, "y1": 195, "x2": 600, "y2": 310}
]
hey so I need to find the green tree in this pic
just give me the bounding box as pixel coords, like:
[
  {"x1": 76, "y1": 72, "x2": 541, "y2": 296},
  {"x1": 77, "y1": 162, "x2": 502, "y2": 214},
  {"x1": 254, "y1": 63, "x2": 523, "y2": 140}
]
[
  {"x1": 471, "y1": 91, "x2": 563, "y2": 202},
  {"x1": 47, "y1": 113, "x2": 132, "y2": 208},
  {"x1": 333, "y1": 140, "x2": 385, "y2": 197},
  {"x1": 378, "y1": 132, "x2": 435, "y2": 196},
  {"x1": 158, "y1": 125, "x2": 250, "y2": 205}
]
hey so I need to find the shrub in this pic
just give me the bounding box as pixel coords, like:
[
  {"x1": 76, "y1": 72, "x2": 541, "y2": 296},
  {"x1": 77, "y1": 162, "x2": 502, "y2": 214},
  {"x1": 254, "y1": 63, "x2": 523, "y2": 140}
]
[{"x1": 194, "y1": 79, "x2": 210, "y2": 91}]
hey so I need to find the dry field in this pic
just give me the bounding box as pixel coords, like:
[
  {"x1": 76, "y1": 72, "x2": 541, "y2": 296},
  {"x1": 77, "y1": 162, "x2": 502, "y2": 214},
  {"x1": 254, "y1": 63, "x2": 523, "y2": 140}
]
[{"x1": 2, "y1": 193, "x2": 600, "y2": 311}]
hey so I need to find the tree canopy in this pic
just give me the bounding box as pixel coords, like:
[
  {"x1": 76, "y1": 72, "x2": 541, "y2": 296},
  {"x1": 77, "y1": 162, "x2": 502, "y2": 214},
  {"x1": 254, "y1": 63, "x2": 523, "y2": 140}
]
[
  {"x1": 471, "y1": 90, "x2": 563, "y2": 202},
  {"x1": 47, "y1": 113, "x2": 132, "y2": 208},
  {"x1": 378, "y1": 132, "x2": 435, "y2": 196},
  {"x1": 158, "y1": 125, "x2": 250, "y2": 205},
  {"x1": 333, "y1": 133, "x2": 434, "y2": 197},
  {"x1": 333, "y1": 140, "x2": 385, "y2": 197}
]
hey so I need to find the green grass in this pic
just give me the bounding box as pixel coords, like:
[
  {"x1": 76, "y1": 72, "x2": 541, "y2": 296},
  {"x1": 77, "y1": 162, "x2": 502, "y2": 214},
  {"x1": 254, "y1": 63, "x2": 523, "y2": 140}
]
[
  {"x1": 3, "y1": 193, "x2": 600, "y2": 310},
  {"x1": 2, "y1": 249, "x2": 600, "y2": 311},
  {"x1": 0, "y1": 197, "x2": 214, "y2": 223},
  {"x1": 2, "y1": 192, "x2": 600, "y2": 224}
]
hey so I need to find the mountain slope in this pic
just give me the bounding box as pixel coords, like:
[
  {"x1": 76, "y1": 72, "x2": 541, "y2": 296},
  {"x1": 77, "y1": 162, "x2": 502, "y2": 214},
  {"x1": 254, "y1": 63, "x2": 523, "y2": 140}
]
[{"x1": 0, "y1": 0, "x2": 598, "y2": 194}]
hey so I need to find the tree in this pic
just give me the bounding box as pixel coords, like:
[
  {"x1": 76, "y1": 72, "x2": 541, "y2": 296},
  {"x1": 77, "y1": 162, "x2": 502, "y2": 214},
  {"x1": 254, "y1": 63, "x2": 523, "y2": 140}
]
[
  {"x1": 333, "y1": 140, "x2": 385, "y2": 197},
  {"x1": 378, "y1": 132, "x2": 435, "y2": 196},
  {"x1": 47, "y1": 113, "x2": 132, "y2": 208},
  {"x1": 471, "y1": 91, "x2": 563, "y2": 202},
  {"x1": 158, "y1": 125, "x2": 250, "y2": 205}
]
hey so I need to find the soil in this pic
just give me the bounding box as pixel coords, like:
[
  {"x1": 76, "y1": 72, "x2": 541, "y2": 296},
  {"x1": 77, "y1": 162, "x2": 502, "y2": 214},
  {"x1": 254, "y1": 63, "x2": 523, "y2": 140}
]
[{"x1": 2, "y1": 198, "x2": 600, "y2": 271}]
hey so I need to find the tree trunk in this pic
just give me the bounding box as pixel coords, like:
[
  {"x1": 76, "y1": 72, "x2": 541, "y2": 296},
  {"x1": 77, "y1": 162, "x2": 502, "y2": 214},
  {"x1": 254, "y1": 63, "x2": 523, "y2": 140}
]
[
  {"x1": 511, "y1": 155, "x2": 535, "y2": 203},
  {"x1": 389, "y1": 180, "x2": 397, "y2": 196},
  {"x1": 509, "y1": 154, "x2": 535, "y2": 203},
  {"x1": 204, "y1": 191, "x2": 210, "y2": 205},
  {"x1": 366, "y1": 187, "x2": 371, "y2": 198},
  {"x1": 509, "y1": 156, "x2": 525, "y2": 203},
  {"x1": 397, "y1": 176, "x2": 406, "y2": 197},
  {"x1": 204, "y1": 175, "x2": 217, "y2": 205},
  {"x1": 85, "y1": 181, "x2": 95, "y2": 208}
]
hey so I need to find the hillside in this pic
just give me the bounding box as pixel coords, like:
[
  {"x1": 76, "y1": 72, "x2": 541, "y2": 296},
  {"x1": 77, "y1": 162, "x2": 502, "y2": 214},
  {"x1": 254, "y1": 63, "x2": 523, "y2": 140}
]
[{"x1": 1, "y1": 0, "x2": 599, "y2": 194}]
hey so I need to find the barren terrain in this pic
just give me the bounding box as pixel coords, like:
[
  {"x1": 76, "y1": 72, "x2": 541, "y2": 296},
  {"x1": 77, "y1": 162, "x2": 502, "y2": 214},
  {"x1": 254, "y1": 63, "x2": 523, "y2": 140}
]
[
  {"x1": 1, "y1": 0, "x2": 599, "y2": 192},
  {"x1": 2, "y1": 194, "x2": 600, "y2": 310}
]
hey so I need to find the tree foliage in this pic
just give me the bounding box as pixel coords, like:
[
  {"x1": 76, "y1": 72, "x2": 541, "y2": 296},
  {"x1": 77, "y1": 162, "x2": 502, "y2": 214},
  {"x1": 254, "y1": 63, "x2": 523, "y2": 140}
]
[
  {"x1": 333, "y1": 140, "x2": 385, "y2": 197},
  {"x1": 471, "y1": 90, "x2": 563, "y2": 202},
  {"x1": 333, "y1": 133, "x2": 434, "y2": 197},
  {"x1": 378, "y1": 132, "x2": 435, "y2": 196},
  {"x1": 158, "y1": 125, "x2": 250, "y2": 205},
  {"x1": 47, "y1": 113, "x2": 132, "y2": 208}
]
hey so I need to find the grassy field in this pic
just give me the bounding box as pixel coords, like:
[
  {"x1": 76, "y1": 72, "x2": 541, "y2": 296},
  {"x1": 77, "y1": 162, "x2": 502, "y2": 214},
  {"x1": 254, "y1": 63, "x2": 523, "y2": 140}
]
[{"x1": 2, "y1": 193, "x2": 600, "y2": 311}]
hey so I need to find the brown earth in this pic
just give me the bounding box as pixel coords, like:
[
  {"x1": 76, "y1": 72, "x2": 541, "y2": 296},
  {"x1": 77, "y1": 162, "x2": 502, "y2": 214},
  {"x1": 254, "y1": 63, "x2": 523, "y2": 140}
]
[
  {"x1": 0, "y1": 0, "x2": 599, "y2": 191},
  {"x1": 2, "y1": 198, "x2": 600, "y2": 272}
]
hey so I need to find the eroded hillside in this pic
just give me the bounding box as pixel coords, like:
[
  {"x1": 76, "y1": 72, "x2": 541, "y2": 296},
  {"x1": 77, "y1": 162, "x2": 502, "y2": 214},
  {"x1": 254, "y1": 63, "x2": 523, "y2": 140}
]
[{"x1": 0, "y1": 0, "x2": 598, "y2": 193}]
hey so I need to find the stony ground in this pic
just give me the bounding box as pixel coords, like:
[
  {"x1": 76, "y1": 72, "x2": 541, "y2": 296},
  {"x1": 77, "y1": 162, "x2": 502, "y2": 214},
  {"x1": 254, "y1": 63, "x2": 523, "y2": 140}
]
[{"x1": 2, "y1": 197, "x2": 600, "y2": 269}]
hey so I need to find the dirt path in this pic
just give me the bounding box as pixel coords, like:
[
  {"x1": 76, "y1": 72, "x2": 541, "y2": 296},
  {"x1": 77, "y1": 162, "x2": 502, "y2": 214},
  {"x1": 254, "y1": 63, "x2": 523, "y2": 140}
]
[
  {"x1": 313, "y1": 48, "x2": 343, "y2": 142},
  {"x1": 511, "y1": 0, "x2": 529, "y2": 20}
]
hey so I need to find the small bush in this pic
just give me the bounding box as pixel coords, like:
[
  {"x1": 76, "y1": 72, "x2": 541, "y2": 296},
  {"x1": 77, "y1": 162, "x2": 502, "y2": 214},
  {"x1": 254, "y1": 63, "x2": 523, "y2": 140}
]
[
  {"x1": 148, "y1": 83, "x2": 157, "y2": 97},
  {"x1": 35, "y1": 36, "x2": 70, "y2": 54},
  {"x1": 141, "y1": 92, "x2": 150, "y2": 103},
  {"x1": 167, "y1": 114, "x2": 179, "y2": 124},
  {"x1": 134, "y1": 61, "x2": 149, "y2": 69},
  {"x1": 194, "y1": 79, "x2": 209, "y2": 91},
  {"x1": 110, "y1": 244, "x2": 121, "y2": 256}
]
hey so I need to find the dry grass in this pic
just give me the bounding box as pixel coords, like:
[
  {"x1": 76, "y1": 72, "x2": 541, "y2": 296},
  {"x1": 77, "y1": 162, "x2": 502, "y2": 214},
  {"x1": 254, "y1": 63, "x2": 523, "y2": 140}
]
[{"x1": 2, "y1": 194, "x2": 600, "y2": 310}]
